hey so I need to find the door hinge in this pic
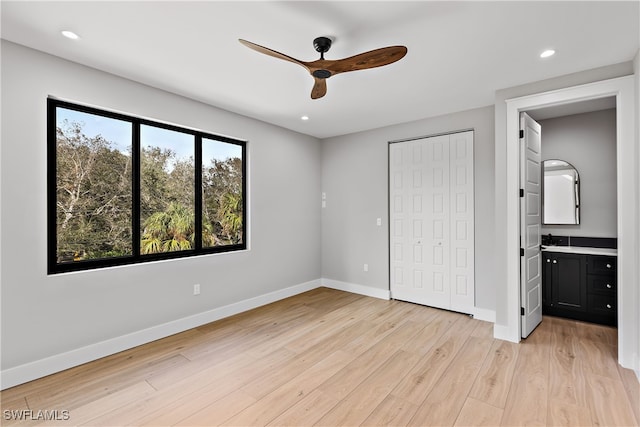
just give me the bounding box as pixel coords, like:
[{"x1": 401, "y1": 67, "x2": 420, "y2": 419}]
[
  {"x1": 521, "y1": 307, "x2": 525, "y2": 316},
  {"x1": 519, "y1": 129, "x2": 524, "y2": 139},
  {"x1": 520, "y1": 189, "x2": 524, "y2": 198},
  {"x1": 520, "y1": 248, "x2": 524, "y2": 256}
]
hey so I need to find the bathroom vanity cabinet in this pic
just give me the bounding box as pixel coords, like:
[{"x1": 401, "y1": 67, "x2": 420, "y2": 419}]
[{"x1": 542, "y1": 250, "x2": 617, "y2": 326}]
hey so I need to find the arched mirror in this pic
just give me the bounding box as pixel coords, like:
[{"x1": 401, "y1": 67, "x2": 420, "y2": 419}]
[{"x1": 543, "y1": 159, "x2": 580, "y2": 224}]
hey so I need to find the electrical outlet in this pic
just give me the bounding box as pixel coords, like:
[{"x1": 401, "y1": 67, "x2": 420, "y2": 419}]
[
  {"x1": 376, "y1": 218, "x2": 382, "y2": 226},
  {"x1": 193, "y1": 284, "x2": 201, "y2": 295},
  {"x1": 364, "y1": 264, "x2": 369, "y2": 272}
]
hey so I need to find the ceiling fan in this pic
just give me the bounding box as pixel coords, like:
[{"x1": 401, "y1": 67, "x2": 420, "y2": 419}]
[{"x1": 239, "y1": 37, "x2": 408, "y2": 99}]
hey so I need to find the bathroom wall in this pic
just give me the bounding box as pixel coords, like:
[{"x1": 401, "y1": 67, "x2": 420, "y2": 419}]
[{"x1": 539, "y1": 109, "x2": 617, "y2": 238}]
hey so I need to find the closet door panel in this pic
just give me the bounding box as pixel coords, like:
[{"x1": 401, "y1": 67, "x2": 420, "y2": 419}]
[{"x1": 450, "y1": 131, "x2": 475, "y2": 312}]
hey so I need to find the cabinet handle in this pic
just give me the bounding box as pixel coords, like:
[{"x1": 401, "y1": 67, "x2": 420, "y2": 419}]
[
  {"x1": 546, "y1": 259, "x2": 550, "y2": 263},
  {"x1": 552, "y1": 260, "x2": 557, "y2": 264},
  {"x1": 606, "y1": 263, "x2": 612, "y2": 269},
  {"x1": 606, "y1": 304, "x2": 612, "y2": 309},
  {"x1": 606, "y1": 284, "x2": 612, "y2": 289}
]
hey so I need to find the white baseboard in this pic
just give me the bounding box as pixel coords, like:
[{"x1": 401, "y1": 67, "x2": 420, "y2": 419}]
[
  {"x1": 472, "y1": 307, "x2": 496, "y2": 323},
  {"x1": 493, "y1": 323, "x2": 520, "y2": 343},
  {"x1": 321, "y1": 278, "x2": 391, "y2": 300},
  {"x1": 0, "y1": 279, "x2": 322, "y2": 390}
]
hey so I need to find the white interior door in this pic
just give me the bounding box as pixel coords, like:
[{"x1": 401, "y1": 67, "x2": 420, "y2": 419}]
[
  {"x1": 390, "y1": 131, "x2": 474, "y2": 314},
  {"x1": 520, "y1": 113, "x2": 542, "y2": 338}
]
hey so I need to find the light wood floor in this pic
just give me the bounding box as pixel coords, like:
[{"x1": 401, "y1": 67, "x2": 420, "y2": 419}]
[{"x1": 1, "y1": 288, "x2": 638, "y2": 426}]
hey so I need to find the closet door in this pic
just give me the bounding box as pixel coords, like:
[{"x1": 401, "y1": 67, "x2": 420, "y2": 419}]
[
  {"x1": 390, "y1": 131, "x2": 474, "y2": 314},
  {"x1": 449, "y1": 132, "x2": 475, "y2": 312}
]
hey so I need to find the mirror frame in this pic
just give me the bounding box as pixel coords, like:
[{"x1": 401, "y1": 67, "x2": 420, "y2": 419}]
[{"x1": 542, "y1": 159, "x2": 580, "y2": 225}]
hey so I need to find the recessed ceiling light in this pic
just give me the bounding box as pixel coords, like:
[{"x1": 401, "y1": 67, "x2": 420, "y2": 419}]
[
  {"x1": 301, "y1": 115, "x2": 309, "y2": 121},
  {"x1": 540, "y1": 49, "x2": 555, "y2": 58},
  {"x1": 61, "y1": 30, "x2": 80, "y2": 40}
]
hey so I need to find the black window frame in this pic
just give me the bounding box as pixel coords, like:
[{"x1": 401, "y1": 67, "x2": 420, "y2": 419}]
[{"x1": 48, "y1": 98, "x2": 247, "y2": 274}]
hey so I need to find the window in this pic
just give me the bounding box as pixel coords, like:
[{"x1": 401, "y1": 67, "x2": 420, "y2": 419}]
[{"x1": 48, "y1": 99, "x2": 246, "y2": 273}]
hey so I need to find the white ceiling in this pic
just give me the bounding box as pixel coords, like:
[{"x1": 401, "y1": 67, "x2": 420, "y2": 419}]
[{"x1": 2, "y1": 1, "x2": 638, "y2": 139}]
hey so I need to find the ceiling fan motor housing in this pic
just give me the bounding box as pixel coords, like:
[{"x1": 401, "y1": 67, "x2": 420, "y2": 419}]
[
  {"x1": 313, "y1": 36, "x2": 332, "y2": 54},
  {"x1": 312, "y1": 69, "x2": 332, "y2": 79}
]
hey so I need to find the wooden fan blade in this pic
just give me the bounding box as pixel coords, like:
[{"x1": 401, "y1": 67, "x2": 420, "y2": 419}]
[
  {"x1": 238, "y1": 39, "x2": 309, "y2": 70},
  {"x1": 310, "y1": 77, "x2": 327, "y2": 99},
  {"x1": 325, "y1": 45, "x2": 407, "y2": 74}
]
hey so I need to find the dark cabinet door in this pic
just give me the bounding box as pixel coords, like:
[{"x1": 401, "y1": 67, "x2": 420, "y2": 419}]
[
  {"x1": 553, "y1": 253, "x2": 587, "y2": 311},
  {"x1": 548, "y1": 253, "x2": 587, "y2": 312}
]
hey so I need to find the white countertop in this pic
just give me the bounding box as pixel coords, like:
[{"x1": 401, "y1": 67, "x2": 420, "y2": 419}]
[{"x1": 541, "y1": 246, "x2": 617, "y2": 256}]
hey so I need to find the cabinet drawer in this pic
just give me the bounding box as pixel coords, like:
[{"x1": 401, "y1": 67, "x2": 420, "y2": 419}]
[
  {"x1": 588, "y1": 294, "x2": 616, "y2": 315},
  {"x1": 587, "y1": 275, "x2": 616, "y2": 294},
  {"x1": 587, "y1": 256, "x2": 616, "y2": 274}
]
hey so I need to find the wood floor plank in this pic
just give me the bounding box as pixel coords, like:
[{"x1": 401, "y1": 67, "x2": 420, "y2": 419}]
[
  {"x1": 314, "y1": 350, "x2": 419, "y2": 426},
  {"x1": 547, "y1": 318, "x2": 590, "y2": 408},
  {"x1": 224, "y1": 350, "x2": 353, "y2": 426},
  {"x1": 1, "y1": 290, "x2": 633, "y2": 427},
  {"x1": 361, "y1": 394, "x2": 419, "y2": 426},
  {"x1": 469, "y1": 339, "x2": 519, "y2": 408},
  {"x1": 585, "y1": 372, "x2": 638, "y2": 427},
  {"x1": 407, "y1": 336, "x2": 493, "y2": 427},
  {"x1": 573, "y1": 318, "x2": 617, "y2": 347},
  {"x1": 315, "y1": 320, "x2": 425, "y2": 401},
  {"x1": 26, "y1": 353, "x2": 190, "y2": 411},
  {"x1": 547, "y1": 401, "x2": 593, "y2": 427},
  {"x1": 136, "y1": 348, "x2": 295, "y2": 427},
  {"x1": 500, "y1": 373, "x2": 548, "y2": 426},
  {"x1": 32, "y1": 381, "x2": 156, "y2": 427},
  {"x1": 453, "y1": 397, "x2": 504, "y2": 427},
  {"x1": 5, "y1": 328, "x2": 204, "y2": 405},
  {"x1": 576, "y1": 337, "x2": 621, "y2": 380},
  {"x1": 391, "y1": 314, "x2": 477, "y2": 405},
  {"x1": 399, "y1": 309, "x2": 458, "y2": 356},
  {"x1": 501, "y1": 320, "x2": 555, "y2": 427},
  {"x1": 173, "y1": 389, "x2": 257, "y2": 426},
  {"x1": 265, "y1": 389, "x2": 339, "y2": 427},
  {"x1": 86, "y1": 347, "x2": 293, "y2": 426},
  {"x1": 282, "y1": 297, "x2": 384, "y2": 354}
]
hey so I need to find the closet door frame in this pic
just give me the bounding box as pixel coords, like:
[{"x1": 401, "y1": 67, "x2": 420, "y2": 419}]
[{"x1": 389, "y1": 130, "x2": 475, "y2": 314}]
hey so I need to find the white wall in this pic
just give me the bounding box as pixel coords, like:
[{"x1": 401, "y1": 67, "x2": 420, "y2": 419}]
[
  {"x1": 540, "y1": 109, "x2": 617, "y2": 238},
  {"x1": 634, "y1": 49, "x2": 640, "y2": 379},
  {"x1": 320, "y1": 106, "x2": 496, "y2": 314},
  {"x1": 0, "y1": 41, "x2": 321, "y2": 381}
]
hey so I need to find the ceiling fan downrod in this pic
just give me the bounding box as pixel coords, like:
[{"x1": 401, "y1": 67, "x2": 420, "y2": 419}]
[{"x1": 312, "y1": 37, "x2": 333, "y2": 79}]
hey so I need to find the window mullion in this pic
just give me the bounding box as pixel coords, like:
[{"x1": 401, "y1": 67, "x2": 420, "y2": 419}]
[
  {"x1": 195, "y1": 135, "x2": 203, "y2": 251},
  {"x1": 132, "y1": 121, "x2": 141, "y2": 257}
]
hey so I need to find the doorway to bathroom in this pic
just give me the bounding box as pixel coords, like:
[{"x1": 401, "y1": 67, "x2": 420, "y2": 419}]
[{"x1": 505, "y1": 75, "x2": 636, "y2": 369}]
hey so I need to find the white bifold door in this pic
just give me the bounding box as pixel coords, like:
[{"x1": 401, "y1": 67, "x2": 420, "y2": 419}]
[{"x1": 390, "y1": 131, "x2": 474, "y2": 314}]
